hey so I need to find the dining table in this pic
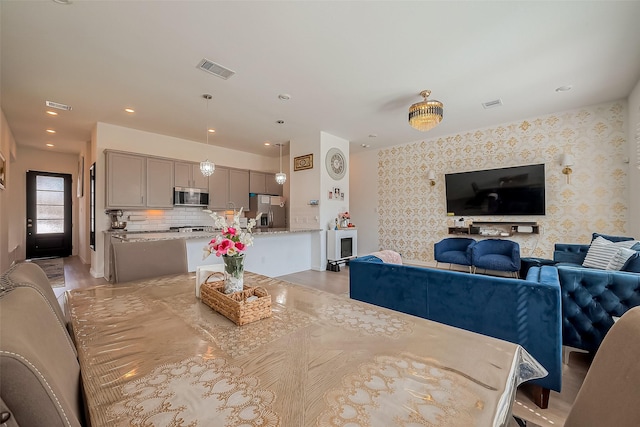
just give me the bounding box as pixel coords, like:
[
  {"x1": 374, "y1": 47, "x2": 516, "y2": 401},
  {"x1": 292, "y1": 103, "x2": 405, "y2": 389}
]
[{"x1": 66, "y1": 271, "x2": 546, "y2": 427}]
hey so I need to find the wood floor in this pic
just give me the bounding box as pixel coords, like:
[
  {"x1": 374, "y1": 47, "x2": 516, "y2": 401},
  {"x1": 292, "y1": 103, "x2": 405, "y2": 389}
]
[{"x1": 57, "y1": 256, "x2": 589, "y2": 427}]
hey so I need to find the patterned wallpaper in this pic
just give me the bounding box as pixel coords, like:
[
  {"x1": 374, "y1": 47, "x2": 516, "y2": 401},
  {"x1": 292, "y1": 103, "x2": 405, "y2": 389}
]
[{"x1": 377, "y1": 101, "x2": 628, "y2": 262}]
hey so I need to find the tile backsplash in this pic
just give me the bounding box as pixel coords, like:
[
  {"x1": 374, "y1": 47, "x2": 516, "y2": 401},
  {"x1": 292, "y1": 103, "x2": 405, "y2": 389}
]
[{"x1": 116, "y1": 207, "x2": 232, "y2": 231}]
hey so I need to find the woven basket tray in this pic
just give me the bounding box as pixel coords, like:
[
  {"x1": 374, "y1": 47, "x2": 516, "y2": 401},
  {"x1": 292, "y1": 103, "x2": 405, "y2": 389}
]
[{"x1": 200, "y1": 277, "x2": 272, "y2": 326}]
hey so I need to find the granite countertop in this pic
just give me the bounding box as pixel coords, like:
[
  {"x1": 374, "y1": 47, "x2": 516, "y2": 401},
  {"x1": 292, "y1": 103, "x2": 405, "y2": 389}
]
[{"x1": 110, "y1": 228, "x2": 322, "y2": 242}]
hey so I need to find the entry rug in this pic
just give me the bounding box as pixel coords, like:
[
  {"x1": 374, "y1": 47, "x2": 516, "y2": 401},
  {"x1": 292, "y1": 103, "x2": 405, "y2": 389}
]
[{"x1": 29, "y1": 257, "x2": 65, "y2": 288}]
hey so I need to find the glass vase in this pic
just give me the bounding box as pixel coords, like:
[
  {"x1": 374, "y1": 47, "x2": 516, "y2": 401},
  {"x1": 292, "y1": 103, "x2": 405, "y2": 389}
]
[{"x1": 223, "y1": 254, "x2": 245, "y2": 294}]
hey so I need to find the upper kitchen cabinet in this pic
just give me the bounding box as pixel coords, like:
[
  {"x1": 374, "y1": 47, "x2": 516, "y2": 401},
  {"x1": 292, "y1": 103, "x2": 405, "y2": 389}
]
[
  {"x1": 249, "y1": 171, "x2": 266, "y2": 194},
  {"x1": 208, "y1": 168, "x2": 249, "y2": 211},
  {"x1": 106, "y1": 151, "x2": 146, "y2": 208},
  {"x1": 249, "y1": 171, "x2": 282, "y2": 195},
  {"x1": 229, "y1": 169, "x2": 250, "y2": 210},
  {"x1": 208, "y1": 166, "x2": 230, "y2": 210},
  {"x1": 265, "y1": 173, "x2": 283, "y2": 196},
  {"x1": 174, "y1": 161, "x2": 209, "y2": 191},
  {"x1": 146, "y1": 158, "x2": 174, "y2": 208},
  {"x1": 106, "y1": 151, "x2": 176, "y2": 209}
]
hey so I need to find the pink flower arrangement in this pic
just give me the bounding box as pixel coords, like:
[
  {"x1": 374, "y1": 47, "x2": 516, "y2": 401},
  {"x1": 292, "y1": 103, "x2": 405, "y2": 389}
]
[
  {"x1": 338, "y1": 211, "x2": 350, "y2": 220},
  {"x1": 208, "y1": 227, "x2": 246, "y2": 256},
  {"x1": 203, "y1": 208, "x2": 257, "y2": 259}
]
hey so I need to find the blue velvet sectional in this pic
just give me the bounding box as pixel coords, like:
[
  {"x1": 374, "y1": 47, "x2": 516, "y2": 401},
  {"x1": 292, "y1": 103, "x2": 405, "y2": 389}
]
[
  {"x1": 349, "y1": 256, "x2": 562, "y2": 406},
  {"x1": 554, "y1": 235, "x2": 640, "y2": 353}
]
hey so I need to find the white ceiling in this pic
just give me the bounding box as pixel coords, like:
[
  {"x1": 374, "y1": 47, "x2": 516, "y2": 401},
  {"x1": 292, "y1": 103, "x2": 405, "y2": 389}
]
[{"x1": 2, "y1": 1, "x2": 640, "y2": 157}]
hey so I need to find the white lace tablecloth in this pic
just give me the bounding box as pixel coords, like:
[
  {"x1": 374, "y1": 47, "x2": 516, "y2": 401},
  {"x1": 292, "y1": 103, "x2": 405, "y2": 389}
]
[{"x1": 67, "y1": 272, "x2": 546, "y2": 427}]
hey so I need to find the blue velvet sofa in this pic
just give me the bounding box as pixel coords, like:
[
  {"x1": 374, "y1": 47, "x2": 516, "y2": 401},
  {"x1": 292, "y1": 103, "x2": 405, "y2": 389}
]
[
  {"x1": 349, "y1": 256, "x2": 562, "y2": 408},
  {"x1": 554, "y1": 233, "x2": 640, "y2": 353}
]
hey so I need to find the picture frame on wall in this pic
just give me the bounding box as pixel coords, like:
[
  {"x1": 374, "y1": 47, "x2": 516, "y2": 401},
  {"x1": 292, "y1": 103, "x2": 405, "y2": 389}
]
[
  {"x1": 0, "y1": 150, "x2": 6, "y2": 190},
  {"x1": 294, "y1": 153, "x2": 313, "y2": 171}
]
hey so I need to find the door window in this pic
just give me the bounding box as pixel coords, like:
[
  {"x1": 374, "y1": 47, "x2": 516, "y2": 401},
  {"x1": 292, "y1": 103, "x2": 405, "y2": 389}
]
[{"x1": 35, "y1": 175, "x2": 65, "y2": 234}]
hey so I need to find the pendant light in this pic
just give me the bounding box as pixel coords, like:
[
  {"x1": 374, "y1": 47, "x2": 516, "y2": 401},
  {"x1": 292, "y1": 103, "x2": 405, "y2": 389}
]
[
  {"x1": 275, "y1": 119, "x2": 286, "y2": 185},
  {"x1": 200, "y1": 94, "x2": 215, "y2": 177},
  {"x1": 275, "y1": 142, "x2": 286, "y2": 185}
]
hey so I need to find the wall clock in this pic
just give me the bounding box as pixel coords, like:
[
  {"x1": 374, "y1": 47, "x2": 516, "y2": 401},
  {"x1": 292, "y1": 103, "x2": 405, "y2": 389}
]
[{"x1": 325, "y1": 147, "x2": 346, "y2": 180}]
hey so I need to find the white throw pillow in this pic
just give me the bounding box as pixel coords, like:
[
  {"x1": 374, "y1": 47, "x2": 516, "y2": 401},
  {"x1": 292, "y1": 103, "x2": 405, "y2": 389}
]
[
  {"x1": 606, "y1": 248, "x2": 637, "y2": 271},
  {"x1": 583, "y1": 237, "x2": 640, "y2": 270}
]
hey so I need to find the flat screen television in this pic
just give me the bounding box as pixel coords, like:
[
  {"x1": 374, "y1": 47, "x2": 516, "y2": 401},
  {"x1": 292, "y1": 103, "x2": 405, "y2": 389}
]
[{"x1": 445, "y1": 164, "x2": 546, "y2": 216}]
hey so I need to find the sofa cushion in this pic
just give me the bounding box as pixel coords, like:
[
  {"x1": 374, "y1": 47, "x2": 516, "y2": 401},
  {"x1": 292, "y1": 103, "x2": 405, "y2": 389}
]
[
  {"x1": 622, "y1": 254, "x2": 640, "y2": 273},
  {"x1": 607, "y1": 248, "x2": 638, "y2": 271},
  {"x1": 592, "y1": 233, "x2": 635, "y2": 243},
  {"x1": 582, "y1": 237, "x2": 639, "y2": 270}
]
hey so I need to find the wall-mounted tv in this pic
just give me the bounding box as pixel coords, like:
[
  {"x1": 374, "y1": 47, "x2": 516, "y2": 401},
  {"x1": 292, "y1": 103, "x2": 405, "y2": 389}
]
[{"x1": 445, "y1": 164, "x2": 546, "y2": 216}]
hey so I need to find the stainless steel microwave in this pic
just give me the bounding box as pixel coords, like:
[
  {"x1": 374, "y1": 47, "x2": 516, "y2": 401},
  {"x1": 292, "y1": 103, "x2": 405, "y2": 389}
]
[{"x1": 173, "y1": 187, "x2": 209, "y2": 206}]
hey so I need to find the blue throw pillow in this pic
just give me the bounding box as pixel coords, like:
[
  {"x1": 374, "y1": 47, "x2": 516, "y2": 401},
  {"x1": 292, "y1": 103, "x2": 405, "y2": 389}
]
[
  {"x1": 622, "y1": 253, "x2": 640, "y2": 273},
  {"x1": 591, "y1": 232, "x2": 634, "y2": 243}
]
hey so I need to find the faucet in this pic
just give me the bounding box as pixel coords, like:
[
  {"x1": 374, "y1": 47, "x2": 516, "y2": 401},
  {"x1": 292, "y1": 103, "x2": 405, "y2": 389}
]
[{"x1": 227, "y1": 201, "x2": 236, "y2": 214}]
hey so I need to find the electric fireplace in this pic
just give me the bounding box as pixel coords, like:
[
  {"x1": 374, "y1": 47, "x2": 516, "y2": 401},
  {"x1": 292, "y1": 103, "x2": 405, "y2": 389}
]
[{"x1": 327, "y1": 229, "x2": 358, "y2": 261}]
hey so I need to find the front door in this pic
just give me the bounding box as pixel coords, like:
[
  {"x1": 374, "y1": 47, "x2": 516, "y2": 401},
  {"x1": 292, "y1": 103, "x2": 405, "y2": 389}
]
[{"x1": 26, "y1": 171, "x2": 73, "y2": 259}]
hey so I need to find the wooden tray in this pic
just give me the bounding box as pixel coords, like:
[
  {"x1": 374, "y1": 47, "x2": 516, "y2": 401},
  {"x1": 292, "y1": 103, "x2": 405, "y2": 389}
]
[{"x1": 200, "y1": 277, "x2": 272, "y2": 326}]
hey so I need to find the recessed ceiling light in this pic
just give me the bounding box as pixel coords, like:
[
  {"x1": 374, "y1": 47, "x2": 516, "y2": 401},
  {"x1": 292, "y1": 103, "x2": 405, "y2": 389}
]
[
  {"x1": 369, "y1": 134, "x2": 377, "y2": 138},
  {"x1": 46, "y1": 129, "x2": 56, "y2": 134},
  {"x1": 124, "y1": 108, "x2": 135, "y2": 113},
  {"x1": 278, "y1": 94, "x2": 291, "y2": 101},
  {"x1": 52, "y1": 0, "x2": 72, "y2": 4},
  {"x1": 555, "y1": 85, "x2": 573, "y2": 93},
  {"x1": 46, "y1": 143, "x2": 54, "y2": 147},
  {"x1": 46, "y1": 110, "x2": 58, "y2": 116},
  {"x1": 208, "y1": 128, "x2": 215, "y2": 133},
  {"x1": 361, "y1": 143, "x2": 371, "y2": 148},
  {"x1": 264, "y1": 142, "x2": 271, "y2": 146}
]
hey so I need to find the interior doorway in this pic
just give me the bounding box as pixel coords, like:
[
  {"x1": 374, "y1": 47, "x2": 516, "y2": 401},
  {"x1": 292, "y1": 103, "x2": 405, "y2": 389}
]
[{"x1": 26, "y1": 171, "x2": 73, "y2": 259}]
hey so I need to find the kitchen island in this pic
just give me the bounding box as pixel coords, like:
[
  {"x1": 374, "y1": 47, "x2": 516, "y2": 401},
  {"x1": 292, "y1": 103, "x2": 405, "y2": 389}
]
[{"x1": 109, "y1": 228, "x2": 322, "y2": 277}]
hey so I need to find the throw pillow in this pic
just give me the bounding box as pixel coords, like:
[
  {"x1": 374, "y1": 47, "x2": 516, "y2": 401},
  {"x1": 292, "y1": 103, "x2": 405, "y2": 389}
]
[
  {"x1": 582, "y1": 237, "x2": 640, "y2": 269},
  {"x1": 622, "y1": 254, "x2": 640, "y2": 273},
  {"x1": 591, "y1": 233, "x2": 635, "y2": 243},
  {"x1": 583, "y1": 238, "x2": 622, "y2": 269},
  {"x1": 606, "y1": 248, "x2": 637, "y2": 271}
]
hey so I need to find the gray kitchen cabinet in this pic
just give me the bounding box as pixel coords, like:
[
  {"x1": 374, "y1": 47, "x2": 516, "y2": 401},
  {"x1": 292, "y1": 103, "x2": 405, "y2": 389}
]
[
  {"x1": 249, "y1": 171, "x2": 266, "y2": 194},
  {"x1": 208, "y1": 166, "x2": 230, "y2": 210},
  {"x1": 174, "y1": 161, "x2": 209, "y2": 190},
  {"x1": 250, "y1": 170, "x2": 282, "y2": 195},
  {"x1": 265, "y1": 173, "x2": 283, "y2": 196},
  {"x1": 106, "y1": 151, "x2": 146, "y2": 208},
  {"x1": 229, "y1": 169, "x2": 250, "y2": 210},
  {"x1": 146, "y1": 158, "x2": 174, "y2": 208},
  {"x1": 208, "y1": 167, "x2": 249, "y2": 211}
]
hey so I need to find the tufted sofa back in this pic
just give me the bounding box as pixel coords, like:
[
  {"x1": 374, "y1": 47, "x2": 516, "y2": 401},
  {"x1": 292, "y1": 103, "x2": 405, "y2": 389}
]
[{"x1": 558, "y1": 265, "x2": 640, "y2": 353}]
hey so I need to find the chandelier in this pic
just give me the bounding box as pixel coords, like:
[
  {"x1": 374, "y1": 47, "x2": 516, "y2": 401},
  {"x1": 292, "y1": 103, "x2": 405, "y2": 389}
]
[
  {"x1": 408, "y1": 90, "x2": 443, "y2": 131},
  {"x1": 200, "y1": 94, "x2": 215, "y2": 177},
  {"x1": 275, "y1": 143, "x2": 286, "y2": 185}
]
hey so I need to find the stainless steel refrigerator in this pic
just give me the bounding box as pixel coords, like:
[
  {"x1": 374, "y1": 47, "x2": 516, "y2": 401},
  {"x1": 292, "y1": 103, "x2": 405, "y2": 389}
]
[{"x1": 249, "y1": 194, "x2": 286, "y2": 228}]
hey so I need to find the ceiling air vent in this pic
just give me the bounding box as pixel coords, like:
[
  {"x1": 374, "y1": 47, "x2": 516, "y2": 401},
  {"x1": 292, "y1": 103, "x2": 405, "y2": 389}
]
[
  {"x1": 482, "y1": 99, "x2": 503, "y2": 109},
  {"x1": 197, "y1": 58, "x2": 235, "y2": 80},
  {"x1": 45, "y1": 100, "x2": 72, "y2": 111}
]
